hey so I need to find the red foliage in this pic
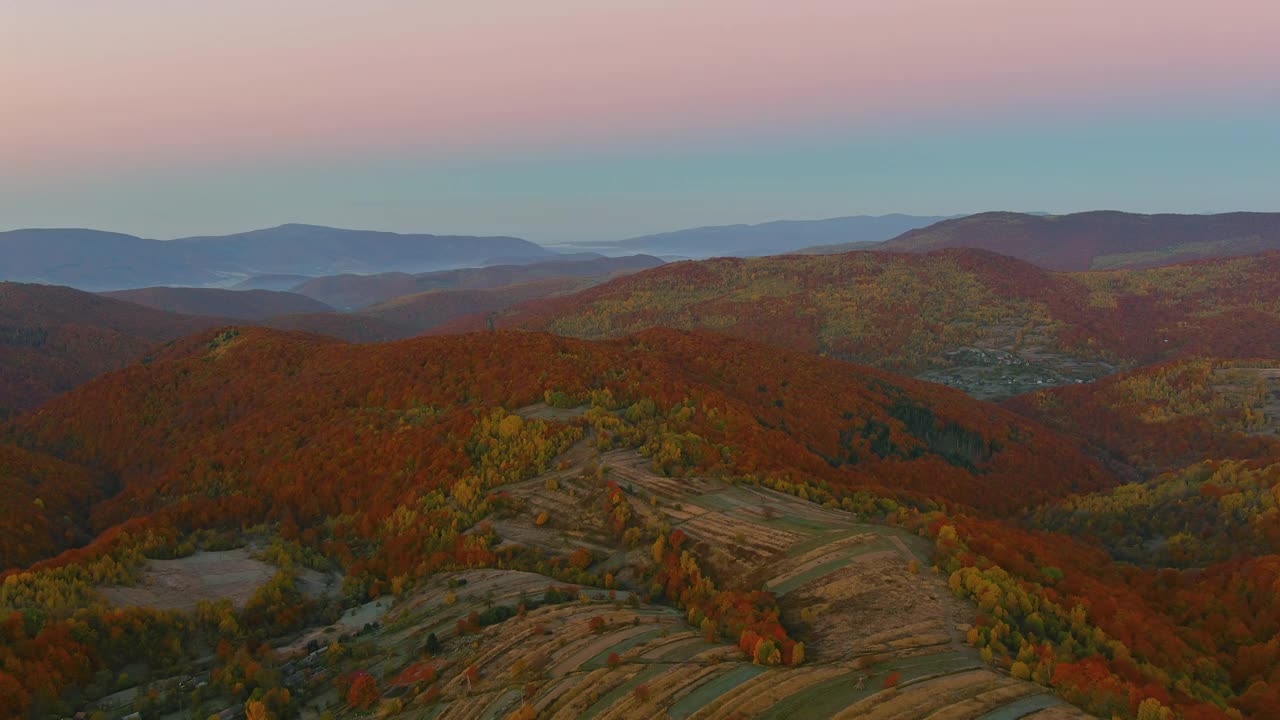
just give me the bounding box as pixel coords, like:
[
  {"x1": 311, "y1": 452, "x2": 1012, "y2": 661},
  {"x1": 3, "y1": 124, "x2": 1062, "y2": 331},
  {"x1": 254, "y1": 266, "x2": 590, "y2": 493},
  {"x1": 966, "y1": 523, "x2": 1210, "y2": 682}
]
[
  {"x1": 345, "y1": 672, "x2": 380, "y2": 709},
  {"x1": 455, "y1": 249, "x2": 1280, "y2": 382},
  {"x1": 391, "y1": 662, "x2": 436, "y2": 687},
  {"x1": 1006, "y1": 359, "x2": 1280, "y2": 477},
  {"x1": 0, "y1": 281, "x2": 225, "y2": 417},
  {"x1": 3, "y1": 326, "x2": 1113, "y2": 581},
  {"x1": 0, "y1": 613, "x2": 95, "y2": 718},
  {"x1": 0, "y1": 444, "x2": 109, "y2": 569}
]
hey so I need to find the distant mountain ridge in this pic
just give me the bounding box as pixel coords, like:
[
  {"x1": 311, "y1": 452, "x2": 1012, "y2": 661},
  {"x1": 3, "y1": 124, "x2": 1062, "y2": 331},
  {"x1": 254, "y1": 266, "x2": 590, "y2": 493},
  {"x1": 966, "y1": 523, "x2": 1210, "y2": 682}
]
[
  {"x1": 0, "y1": 223, "x2": 554, "y2": 291},
  {"x1": 874, "y1": 211, "x2": 1280, "y2": 270},
  {"x1": 557, "y1": 214, "x2": 950, "y2": 258},
  {"x1": 10, "y1": 211, "x2": 1278, "y2": 291}
]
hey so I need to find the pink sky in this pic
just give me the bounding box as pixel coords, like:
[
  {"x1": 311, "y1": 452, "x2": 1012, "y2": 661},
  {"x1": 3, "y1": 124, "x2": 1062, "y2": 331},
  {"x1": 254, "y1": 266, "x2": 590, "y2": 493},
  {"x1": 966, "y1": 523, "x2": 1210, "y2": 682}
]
[{"x1": 4, "y1": 0, "x2": 1278, "y2": 180}]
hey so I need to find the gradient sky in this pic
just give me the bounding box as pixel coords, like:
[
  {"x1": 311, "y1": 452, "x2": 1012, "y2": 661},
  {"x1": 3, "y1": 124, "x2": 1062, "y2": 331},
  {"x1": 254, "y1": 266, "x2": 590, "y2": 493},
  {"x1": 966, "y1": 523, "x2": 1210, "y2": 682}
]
[{"x1": 2, "y1": 1, "x2": 1278, "y2": 243}]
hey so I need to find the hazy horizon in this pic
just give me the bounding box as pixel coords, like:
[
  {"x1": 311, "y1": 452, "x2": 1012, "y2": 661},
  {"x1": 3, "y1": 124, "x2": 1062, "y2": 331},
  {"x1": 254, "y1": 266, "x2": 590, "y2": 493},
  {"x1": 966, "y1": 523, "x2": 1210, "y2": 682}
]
[
  {"x1": 4, "y1": 0, "x2": 1278, "y2": 243},
  {"x1": 5, "y1": 209, "x2": 1264, "y2": 247}
]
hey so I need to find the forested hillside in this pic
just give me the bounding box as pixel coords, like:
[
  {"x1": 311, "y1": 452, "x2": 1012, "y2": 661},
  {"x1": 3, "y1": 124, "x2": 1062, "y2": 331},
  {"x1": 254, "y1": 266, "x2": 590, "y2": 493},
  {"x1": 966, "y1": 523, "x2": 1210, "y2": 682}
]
[
  {"x1": 3, "y1": 327, "x2": 1274, "y2": 718},
  {"x1": 102, "y1": 287, "x2": 335, "y2": 320},
  {"x1": 0, "y1": 282, "x2": 227, "y2": 417},
  {"x1": 1006, "y1": 358, "x2": 1280, "y2": 478},
  {"x1": 454, "y1": 249, "x2": 1280, "y2": 399},
  {"x1": 876, "y1": 211, "x2": 1280, "y2": 270},
  {"x1": 0, "y1": 326, "x2": 1118, "y2": 717}
]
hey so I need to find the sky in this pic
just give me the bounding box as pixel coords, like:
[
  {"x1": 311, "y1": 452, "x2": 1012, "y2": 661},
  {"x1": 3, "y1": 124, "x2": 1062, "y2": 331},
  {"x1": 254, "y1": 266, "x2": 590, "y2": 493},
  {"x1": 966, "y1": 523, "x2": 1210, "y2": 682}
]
[{"x1": 2, "y1": 0, "x2": 1278, "y2": 243}]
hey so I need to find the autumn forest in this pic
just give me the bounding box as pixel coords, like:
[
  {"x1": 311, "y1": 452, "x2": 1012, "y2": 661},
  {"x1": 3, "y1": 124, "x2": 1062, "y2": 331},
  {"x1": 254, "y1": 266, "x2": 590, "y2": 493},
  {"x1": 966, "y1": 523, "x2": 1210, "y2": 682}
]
[{"x1": 3, "y1": 229, "x2": 1280, "y2": 720}]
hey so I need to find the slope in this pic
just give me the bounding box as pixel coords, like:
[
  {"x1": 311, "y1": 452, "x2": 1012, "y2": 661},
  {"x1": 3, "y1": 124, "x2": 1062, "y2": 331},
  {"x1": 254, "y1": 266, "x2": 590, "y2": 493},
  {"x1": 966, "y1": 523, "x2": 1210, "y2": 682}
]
[
  {"x1": 4, "y1": 325, "x2": 1265, "y2": 717},
  {"x1": 358, "y1": 278, "x2": 591, "y2": 336},
  {"x1": 0, "y1": 444, "x2": 111, "y2": 570},
  {"x1": 460, "y1": 249, "x2": 1280, "y2": 400},
  {"x1": 0, "y1": 282, "x2": 230, "y2": 417},
  {"x1": 102, "y1": 287, "x2": 335, "y2": 320},
  {"x1": 4, "y1": 326, "x2": 1109, "y2": 573},
  {"x1": 293, "y1": 254, "x2": 663, "y2": 310},
  {"x1": 1006, "y1": 358, "x2": 1280, "y2": 479},
  {"x1": 876, "y1": 211, "x2": 1280, "y2": 271},
  {"x1": 261, "y1": 278, "x2": 610, "y2": 343}
]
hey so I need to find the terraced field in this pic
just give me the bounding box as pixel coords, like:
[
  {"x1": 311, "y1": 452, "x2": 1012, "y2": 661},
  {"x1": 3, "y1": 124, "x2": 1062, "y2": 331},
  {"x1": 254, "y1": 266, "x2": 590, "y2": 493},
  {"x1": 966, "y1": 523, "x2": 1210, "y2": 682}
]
[{"x1": 292, "y1": 431, "x2": 1092, "y2": 719}]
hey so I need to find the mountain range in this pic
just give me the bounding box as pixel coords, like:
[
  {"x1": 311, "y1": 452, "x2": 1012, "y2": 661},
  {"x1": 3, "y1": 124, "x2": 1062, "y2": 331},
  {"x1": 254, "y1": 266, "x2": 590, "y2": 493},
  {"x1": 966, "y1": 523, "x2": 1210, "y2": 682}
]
[
  {"x1": 7, "y1": 212, "x2": 1280, "y2": 296},
  {"x1": 4, "y1": 222, "x2": 1280, "y2": 719},
  {"x1": 0, "y1": 224, "x2": 553, "y2": 291}
]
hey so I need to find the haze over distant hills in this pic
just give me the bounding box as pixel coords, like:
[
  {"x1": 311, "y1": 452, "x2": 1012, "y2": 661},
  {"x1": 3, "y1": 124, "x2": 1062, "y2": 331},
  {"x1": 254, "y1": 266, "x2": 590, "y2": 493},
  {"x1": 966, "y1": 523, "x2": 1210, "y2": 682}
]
[
  {"x1": 8, "y1": 211, "x2": 1278, "y2": 295},
  {"x1": 0, "y1": 224, "x2": 553, "y2": 291},
  {"x1": 558, "y1": 214, "x2": 950, "y2": 258},
  {"x1": 872, "y1": 211, "x2": 1280, "y2": 270}
]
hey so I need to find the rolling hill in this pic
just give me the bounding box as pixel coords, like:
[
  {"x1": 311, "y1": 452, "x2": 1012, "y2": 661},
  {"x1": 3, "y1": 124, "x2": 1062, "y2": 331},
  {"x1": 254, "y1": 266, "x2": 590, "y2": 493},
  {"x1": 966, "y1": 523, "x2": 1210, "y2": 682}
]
[
  {"x1": 257, "y1": 280, "x2": 579, "y2": 344},
  {"x1": 0, "y1": 282, "x2": 229, "y2": 417},
  {"x1": 293, "y1": 254, "x2": 663, "y2": 310},
  {"x1": 2, "y1": 327, "x2": 1111, "y2": 712},
  {"x1": 102, "y1": 287, "x2": 335, "y2": 320},
  {"x1": 9, "y1": 326, "x2": 1110, "y2": 534},
  {"x1": 2, "y1": 326, "x2": 1267, "y2": 719},
  {"x1": 455, "y1": 249, "x2": 1280, "y2": 400},
  {"x1": 1006, "y1": 358, "x2": 1280, "y2": 479},
  {"x1": 0, "y1": 224, "x2": 554, "y2": 290},
  {"x1": 873, "y1": 211, "x2": 1280, "y2": 270},
  {"x1": 355, "y1": 278, "x2": 593, "y2": 337},
  {"x1": 0, "y1": 444, "x2": 111, "y2": 570},
  {"x1": 0, "y1": 259, "x2": 660, "y2": 413}
]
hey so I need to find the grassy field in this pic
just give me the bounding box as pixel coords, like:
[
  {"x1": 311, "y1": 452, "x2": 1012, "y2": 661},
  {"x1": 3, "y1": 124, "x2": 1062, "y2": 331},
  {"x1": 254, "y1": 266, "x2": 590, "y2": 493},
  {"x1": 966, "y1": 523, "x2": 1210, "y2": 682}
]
[{"x1": 99, "y1": 547, "x2": 334, "y2": 612}]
